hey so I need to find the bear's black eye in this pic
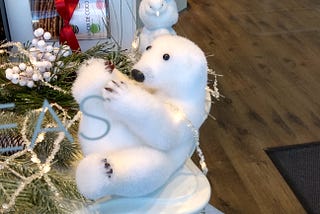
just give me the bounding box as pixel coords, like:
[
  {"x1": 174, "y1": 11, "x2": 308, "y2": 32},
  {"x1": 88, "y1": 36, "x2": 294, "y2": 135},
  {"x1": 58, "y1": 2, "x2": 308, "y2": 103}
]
[
  {"x1": 163, "y1": 53, "x2": 170, "y2": 61},
  {"x1": 146, "y1": 45, "x2": 152, "y2": 51}
]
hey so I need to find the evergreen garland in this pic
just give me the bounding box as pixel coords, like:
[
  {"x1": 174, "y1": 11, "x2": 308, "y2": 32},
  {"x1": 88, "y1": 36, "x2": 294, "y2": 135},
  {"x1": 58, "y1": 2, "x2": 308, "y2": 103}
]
[
  {"x1": 0, "y1": 41, "x2": 133, "y2": 113},
  {"x1": 0, "y1": 109, "x2": 88, "y2": 213},
  {"x1": 0, "y1": 37, "x2": 134, "y2": 213},
  {"x1": 0, "y1": 157, "x2": 87, "y2": 214},
  {"x1": 0, "y1": 29, "x2": 221, "y2": 213}
]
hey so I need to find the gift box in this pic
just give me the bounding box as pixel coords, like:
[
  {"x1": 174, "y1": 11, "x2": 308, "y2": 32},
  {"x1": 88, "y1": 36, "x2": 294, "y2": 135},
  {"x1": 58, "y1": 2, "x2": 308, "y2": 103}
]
[
  {"x1": 29, "y1": 0, "x2": 111, "y2": 40},
  {"x1": 3, "y1": 0, "x2": 137, "y2": 50}
]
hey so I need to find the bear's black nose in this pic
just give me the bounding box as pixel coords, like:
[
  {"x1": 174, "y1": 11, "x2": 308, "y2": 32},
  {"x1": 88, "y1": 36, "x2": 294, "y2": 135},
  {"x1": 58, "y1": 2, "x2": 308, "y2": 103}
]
[{"x1": 131, "y1": 69, "x2": 145, "y2": 82}]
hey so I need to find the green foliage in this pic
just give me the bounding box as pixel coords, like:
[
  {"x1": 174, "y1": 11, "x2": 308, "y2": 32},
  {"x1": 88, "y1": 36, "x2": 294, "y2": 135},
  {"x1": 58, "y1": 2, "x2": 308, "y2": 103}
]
[
  {"x1": 0, "y1": 40, "x2": 135, "y2": 212},
  {"x1": 0, "y1": 109, "x2": 86, "y2": 213},
  {"x1": 0, "y1": 41, "x2": 133, "y2": 114},
  {"x1": 0, "y1": 162, "x2": 88, "y2": 213}
]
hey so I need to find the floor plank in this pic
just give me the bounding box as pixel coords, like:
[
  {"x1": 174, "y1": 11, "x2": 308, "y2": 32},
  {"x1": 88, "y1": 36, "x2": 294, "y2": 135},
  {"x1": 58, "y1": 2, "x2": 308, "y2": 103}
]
[{"x1": 177, "y1": 0, "x2": 320, "y2": 213}]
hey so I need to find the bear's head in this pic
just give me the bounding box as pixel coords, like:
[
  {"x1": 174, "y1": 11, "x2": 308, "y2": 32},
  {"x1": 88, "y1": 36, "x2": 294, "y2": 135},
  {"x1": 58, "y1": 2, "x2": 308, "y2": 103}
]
[
  {"x1": 139, "y1": 0, "x2": 178, "y2": 30},
  {"x1": 131, "y1": 35, "x2": 208, "y2": 99}
]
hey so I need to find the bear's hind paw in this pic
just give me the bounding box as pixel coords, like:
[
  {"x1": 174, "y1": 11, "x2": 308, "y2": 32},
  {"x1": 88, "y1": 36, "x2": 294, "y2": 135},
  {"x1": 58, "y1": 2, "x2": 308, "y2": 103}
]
[{"x1": 102, "y1": 158, "x2": 113, "y2": 178}]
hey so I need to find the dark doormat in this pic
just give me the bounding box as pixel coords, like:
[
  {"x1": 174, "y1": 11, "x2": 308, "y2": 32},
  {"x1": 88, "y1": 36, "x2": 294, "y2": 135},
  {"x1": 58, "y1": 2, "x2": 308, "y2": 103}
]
[{"x1": 266, "y1": 142, "x2": 320, "y2": 214}]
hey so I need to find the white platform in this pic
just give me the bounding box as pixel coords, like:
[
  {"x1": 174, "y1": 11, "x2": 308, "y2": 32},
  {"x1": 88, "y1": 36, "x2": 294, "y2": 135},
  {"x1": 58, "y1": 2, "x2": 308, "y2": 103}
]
[{"x1": 75, "y1": 159, "x2": 222, "y2": 214}]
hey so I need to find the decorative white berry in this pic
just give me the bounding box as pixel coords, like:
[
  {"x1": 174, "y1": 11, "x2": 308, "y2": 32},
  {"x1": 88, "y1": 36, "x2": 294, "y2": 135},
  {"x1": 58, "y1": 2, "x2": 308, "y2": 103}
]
[
  {"x1": 39, "y1": 61, "x2": 48, "y2": 70},
  {"x1": 27, "y1": 80, "x2": 34, "y2": 88},
  {"x1": 5, "y1": 68, "x2": 13, "y2": 75},
  {"x1": 53, "y1": 47, "x2": 60, "y2": 54},
  {"x1": 46, "y1": 61, "x2": 53, "y2": 68},
  {"x1": 43, "y1": 72, "x2": 51, "y2": 79},
  {"x1": 34, "y1": 28, "x2": 44, "y2": 37},
  {"x1": 44, "y1": 52, "x2": 52, "y2": 59},
  {"x1": 5, "y1": 71, "x2": 13, "y2": 80},
  {"x1": 61, "y1": 45, "x2": 71, "y2": 57},
  {"x1": 12, "y1": 73, "x2": 19, "y2": 79},
  {"x1": 37, "y1": 40, "x2": 46, "y2": 48},
  {"x1": 26, "y1": 66, "x2": 33, "y2": 73},
  {"x1": 34, "y1": 61, "x2": 42, "y2": 69},
  {"x1": 38, "y1": 47, "x2": 46, "y2": 53},
  {"x1": 19, "y1": 79, "x2": 27, "y2": 86},
  {"x1": 63, "y1": 51, "x2": 70, "y2": 57},
  {"x1": 41, "y1": 61, "x2": 48, "y2": 68},
  {"x1": 19, "y1": 63, "x2": 27, "y2": 70},
  {"x1": 26, "y1": 66, "x2": 33, "y2": 74},
  {"x1": 32, "y1": 38, "x2": 39, "y2": 46},
  {"x1": 29, "y1": 47, "x2": 39, "y2": 58},
  {"x1": 36, "y1": 53, "x2": 43, "y2": 60},
  {"x1": 3, "y1": 29, "x2": 79, "y2": 88},
  {"x1": 11, "y1": 73, "x2": 19, "y2": 84},
  {"x1": 26, "y1": 73, "x2": 33, "y2": 78},
  {"x1": 46, "y1": 45, "x2": 53, "y2": 52},
  {"x1": 43, "y1": 32, "x2": 52, "y2": 40},
  {"x1": 38, "y1": 66, "x2": 46, "y2": 72},
  {"x1": 32, "y1": 73, "x2": 40, "y2": 81},
  {"x1": 12, "y1": 66, "x2": 20, "y2": 73},
  {"x1": 48, "y1": 55, "x2": 56, "y2": 62},
  {"x1": 11, "y1": 78, "x2": 19, "y2": 84}
]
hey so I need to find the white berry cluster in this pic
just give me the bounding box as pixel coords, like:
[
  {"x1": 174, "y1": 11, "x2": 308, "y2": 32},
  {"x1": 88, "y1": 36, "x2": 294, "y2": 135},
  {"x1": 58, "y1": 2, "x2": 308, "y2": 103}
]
[{"x1": 4, "y1": 28, "x2": 72, "y2": 88}]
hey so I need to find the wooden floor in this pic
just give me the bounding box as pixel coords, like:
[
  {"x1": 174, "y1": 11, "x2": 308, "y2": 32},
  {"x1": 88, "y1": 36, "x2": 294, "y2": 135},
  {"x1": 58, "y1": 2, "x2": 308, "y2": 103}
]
[{"x1": 174, "y1": 0, "x2": 320, "y2": 213}]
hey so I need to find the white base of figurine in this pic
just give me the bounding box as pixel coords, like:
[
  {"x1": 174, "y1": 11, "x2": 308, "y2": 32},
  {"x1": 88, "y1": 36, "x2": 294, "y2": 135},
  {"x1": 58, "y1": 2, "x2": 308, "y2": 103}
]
[{"x1": 75, "y1": 159, "x2": 222, "y2": 214}]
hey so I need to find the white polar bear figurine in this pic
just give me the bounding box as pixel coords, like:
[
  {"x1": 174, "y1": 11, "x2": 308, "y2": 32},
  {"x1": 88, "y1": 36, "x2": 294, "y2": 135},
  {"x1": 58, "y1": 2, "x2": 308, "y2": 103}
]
[
  {"x1": 136, "y1": 0, "x2": 178, "y2": 52},
  {"x1": 72, "y1": 35, "x2": 209, "y2": 200}
]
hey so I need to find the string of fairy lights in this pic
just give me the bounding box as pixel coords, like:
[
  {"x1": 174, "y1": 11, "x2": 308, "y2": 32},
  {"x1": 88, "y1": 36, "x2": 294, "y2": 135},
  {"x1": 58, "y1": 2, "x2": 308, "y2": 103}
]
[
  {"x1": 0, "y1": 0, "x2": 223, "y2": 208},
  {"x1": 0, "y1": 103, "x2": 82, "y2": 212},
  {"x1": 0, "y1": 69, "x2": 222, "y2": 211}
]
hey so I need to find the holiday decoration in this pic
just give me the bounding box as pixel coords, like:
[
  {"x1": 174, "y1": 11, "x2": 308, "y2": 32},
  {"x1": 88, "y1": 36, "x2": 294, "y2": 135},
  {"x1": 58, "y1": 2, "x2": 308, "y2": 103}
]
[
  {"x1": 0, "y1": 28, "x2": 132, "y2": 113},
  {"x1": 30, "y1": 0, "x2": 63, "y2": 39},
  {"x1": 0, "y1": 14, "x2": 221, "y2": 211},
  {"x1": 133, "y1": 0, "x2": 178, "y2": 53},
  {"x1": 70, "y1": 0, "x2": 111, "y2": 39},
  {"x1": 30, "y1": 0, "x2": 111, "y2": 42},
  {"x1": 4, "y1": 28, "x2": 71, "y2": 89},
  {"x1": 0, "y1": 104, "x2": 85, "y2": 213},
  {"x1": 0, "y1": 27, "x2": 134, "y2": 213},
  {"x1": 55, "y1": 0, "x2": 81, "y2": 51},
  {"x1": 72, "y1": 35, "x2": 210, "y2": 200}
]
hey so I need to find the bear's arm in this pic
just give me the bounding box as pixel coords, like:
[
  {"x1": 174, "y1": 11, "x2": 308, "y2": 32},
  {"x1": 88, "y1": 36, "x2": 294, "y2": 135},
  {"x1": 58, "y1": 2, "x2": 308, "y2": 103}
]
[
  {"x1": 72, "y1": 58, "x2": 114, "y2": 104},
  {"x1": 102, "y1": 81, "x2": 196, "y2": 151}
]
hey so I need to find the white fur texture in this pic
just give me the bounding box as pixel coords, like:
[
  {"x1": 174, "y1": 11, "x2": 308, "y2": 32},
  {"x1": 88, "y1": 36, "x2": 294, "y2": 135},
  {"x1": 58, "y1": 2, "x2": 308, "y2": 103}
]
[
  {"x1": 138, "y1": 0, "x2": 178, "y2": 52},
  {"x1": 72, "y1": 35, "x2": 208, "y2": 200}
]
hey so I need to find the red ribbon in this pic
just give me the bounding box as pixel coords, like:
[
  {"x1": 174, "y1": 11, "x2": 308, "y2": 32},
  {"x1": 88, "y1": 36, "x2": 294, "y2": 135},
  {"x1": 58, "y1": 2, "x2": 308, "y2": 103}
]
[{"x1": 55, "y1": 0, "x2": 81, "y2": 52}]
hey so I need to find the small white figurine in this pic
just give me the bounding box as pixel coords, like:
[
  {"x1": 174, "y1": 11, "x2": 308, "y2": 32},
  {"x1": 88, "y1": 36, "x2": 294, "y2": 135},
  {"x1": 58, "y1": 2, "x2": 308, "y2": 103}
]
[
  {"x1": 134, "y1": 0, "x2": 179, "y2": 52},
  {"x1": 72, "y1": 35, "x2": 209, "y2": 200}
]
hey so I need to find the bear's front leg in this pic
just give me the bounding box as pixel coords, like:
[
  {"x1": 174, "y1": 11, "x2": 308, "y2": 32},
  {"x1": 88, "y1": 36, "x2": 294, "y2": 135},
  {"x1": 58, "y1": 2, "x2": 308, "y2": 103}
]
[
  {"x1": 76, "y1": 148, "x2": 176, "y2": 199},
  {"x1": 101, "y1": 80, "x2": 195, "y2": 151}
]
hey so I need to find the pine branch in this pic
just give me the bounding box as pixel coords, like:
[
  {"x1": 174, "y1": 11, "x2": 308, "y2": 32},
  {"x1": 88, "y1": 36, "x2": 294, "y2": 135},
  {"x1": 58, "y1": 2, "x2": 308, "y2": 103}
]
[
  {"x1": 0, "y1": 41, "x2": 134, "y2": 114},
  {"x1": 0, "y1": 110, "x2": 86, "y2": 213},
  {"x1": 0, "y1": 40, "x2": 137, "y2": 212},
  {"x1": 34, "y1": 131, "x2": 82, "y2": 169},
  {"x1": 0, "y1": 107, "x2": 82, "y2": 169},
  {"x1": 0, "y1": 167, "x2": 87, "y2": 213}
]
